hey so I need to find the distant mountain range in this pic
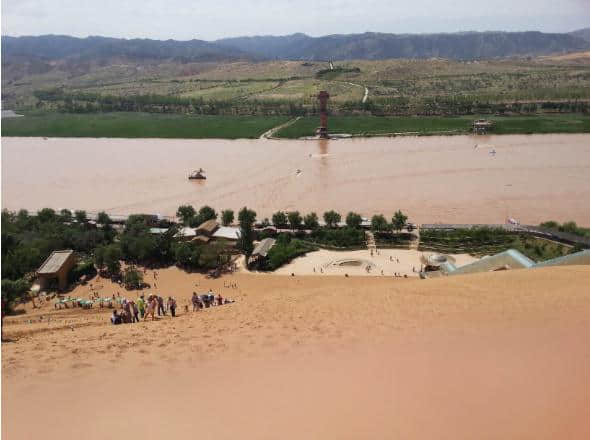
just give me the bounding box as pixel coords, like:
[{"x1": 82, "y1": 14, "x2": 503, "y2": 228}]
[
  {"x1": 2, "y1": 29, "x2": 589, "y2": 67},
  {"x1": 1, "y1": 35, "x2": 253, "y2": 63},
  {"x1": 571, "y1": 28, "x2": 590, "y2": 43},
  {"x1": 217, "y1": 30, "x2": 590, "y2": 60}
]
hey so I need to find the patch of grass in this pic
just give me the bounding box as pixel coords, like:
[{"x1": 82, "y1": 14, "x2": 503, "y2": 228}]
[
  {"x1": 307, "y1": 227, "x2": 366, "y2": 249},
  {"x1": 418, "y1": 227, "x2": 572, "y2": 261},
  {"x1": 491, "y1": 115, "x2": 590, "y2": 135},
  {"x1": 276, "y1": 114, "x2": 590, "y2": 138},
  {"x1": 316, "y1": 67, "x2": 361, "y2": 80},
  {"x1": 264, "y1": 236, "x2": 317, "y2": 271},
  {"x1": 1, "y1": 112, "x2": 290, "y2": 139}
]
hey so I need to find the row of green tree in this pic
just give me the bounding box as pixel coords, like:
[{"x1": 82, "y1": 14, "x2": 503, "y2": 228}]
[
  {"x1": 539, "y1": 220, "x2": 590, "y2": 238},
  {"x1": 269, "y1": 209, "x2": 408, "y2": 231},
  {"x1": 34, "y1": 88, "x2": 589, "y2": 117},
  {"x1": 176, "y1": 205, "x2": 222, "y2": 227},
  {"x1": 34, "y1": 89, "x2": 311, "y2": 117}
]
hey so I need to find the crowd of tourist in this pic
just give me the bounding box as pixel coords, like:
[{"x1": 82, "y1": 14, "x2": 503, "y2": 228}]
[{"x1": 110, "y1": 290, "x2": 233, "y2": 325}]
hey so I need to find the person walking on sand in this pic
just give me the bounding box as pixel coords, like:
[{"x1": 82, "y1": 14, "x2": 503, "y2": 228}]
[
  {"x1": 157, "y1": 295, "x2": 165, "y2": 316},
  {"x1": 144, "y1": 296, "x2": 156, "y2": 321},
  {"x1": 131, "y1": 301, "x2": 139, "y2": 323},
  {"x1": 192, "y1": 292, "x2": 200, "y2": 311},
  {"x1": 167, "y1": 297, "x2": 177, "y2": 317},
  {"x1": 137, "y1": 295, "x2": 145, "y2": 318},
  {"x1": 123, "y1": 300, "x2": 132, "y2": 321}
]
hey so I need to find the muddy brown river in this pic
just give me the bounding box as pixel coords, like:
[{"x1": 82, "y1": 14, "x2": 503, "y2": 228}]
[{"x1": 2, "y1": 134, "x2": 590, "y2": 225}]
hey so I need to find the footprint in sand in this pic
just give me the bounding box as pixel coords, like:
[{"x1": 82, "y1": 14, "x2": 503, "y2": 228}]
[{"x1": 70, "y1": 362, "x2": 92, "y2": 369}]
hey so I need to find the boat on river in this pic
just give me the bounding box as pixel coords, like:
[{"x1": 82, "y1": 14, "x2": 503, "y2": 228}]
[{"x1": 188, "y1": 168, "x2": 206, "y2": 180}]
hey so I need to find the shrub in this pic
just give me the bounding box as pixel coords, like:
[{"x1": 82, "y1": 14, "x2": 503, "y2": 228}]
[
  {"x1": 123, "y1": 266, "x2": 143, "y2": 289},
  {"x1": 272, "y1": 211, "x2": 288, "y2": 228},
  {"x1": 74, "y1": 210, "x2": 87, "y2": 224},
  {"x1": 176, "y1": 205, "x2": 196, "y2": 225},
  {"x1": 198, "y1": 242, "x2": 229, "y2": 269},
  {"x1": 392, "y1": 210, "x2": 408, "y2": 232},
  {"x1": 309, "y1": 227, "x2": 365, "y2": 248},
  {"x1": 97, "y1": 211, "x2": 112, "y2": 225},
  {"x1": 221, "y1": 209, "x2": 234, "y2": 226},
  {"x1": 238, "y1": 207, "x2": 257, "y2": 258},
  {"x1": 197, "y1": 206, "x2": 217, "y2": 223},
  {"x1": 265, "y1": 238, "x2": 316, "y2": 270},
  {"x1": 303, "y1": 212, "x2": 319, "y2": 229},
  {"x1": 346, "y1": 212, "x2": 363, "y2": 229},
  {"x1": 287, "y1": 211, "x2": 302, "y2": 230},
  {"x1": 323, "y1": 210, "x2": 341, "y2": 228},
  {"x1": 69, "y1": 259, "x2": 97, "y2": 283},
  {"x1": 540, "y1": 220, "x2": 559, "y2": 229},
  {"x1": 1, "y1": 278, "x2": 31, "y2": 316},
  {"x1": 60, "y1": 209, "x2": 73, "y2": 222},
  {"x1": 37, "y1": 208, "x2": 57, "y2": 223},
  {"x1": 102, "y1": 244, "x2": 122, "y2": 274},
  {"x1": 371, "y1": 214, "x2": 388, "y2": 231}
]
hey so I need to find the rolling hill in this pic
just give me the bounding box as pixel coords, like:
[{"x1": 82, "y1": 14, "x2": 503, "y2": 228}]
[
  {"x1": 2, "y1": 30, "x2": 589, "y2": 68},
  {"x1": 571, "y1": 27, "x2": 590, "y2": 43},
  {"x1": 217, "y1": 31, "x2": 590, "y2": 60}
]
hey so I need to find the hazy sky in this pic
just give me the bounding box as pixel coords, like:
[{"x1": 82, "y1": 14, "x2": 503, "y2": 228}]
[{"x1": 2, "y1": 0, "x2": 589, "y2": 40}]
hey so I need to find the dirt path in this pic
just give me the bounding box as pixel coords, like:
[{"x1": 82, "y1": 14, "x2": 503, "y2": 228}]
[
  {"x1": 362, "y1": 85, "x2": 369, "y2": 103},
  {"x1": 366, "y1": 230, "x2": 376, "y2": 252},
  {"x1": 343, "y1": 81, "x2": 368, "y2": 103},
  {"x1": 410, "y1": 227, "x2": 420, "y2": 251},
  {"x1": 259, "y1": 116, "x2": 301, "y2": 139}
]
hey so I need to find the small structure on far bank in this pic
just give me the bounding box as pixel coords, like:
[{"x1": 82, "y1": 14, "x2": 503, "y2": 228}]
[
  {"x1": 36, "y1": 250, "x2": 76, "y2": 291},
  {"x1": 472, "y1": 119, "x2": 494, "y2": 134}
]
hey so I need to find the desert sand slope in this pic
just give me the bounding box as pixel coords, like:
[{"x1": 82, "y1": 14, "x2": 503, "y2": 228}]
[
  {"x1": 3, "y1": 266, "x2": 590, "y2": 439},
  {"x1": 3, "y1": 265, "x2": 590, "y2": 375}
]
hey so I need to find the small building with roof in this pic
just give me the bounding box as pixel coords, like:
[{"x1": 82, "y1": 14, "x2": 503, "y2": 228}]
[
  {"x1": 36, "y1": 250, "x2": 77, "y2": 290},
  {"x1": 175, "y1": 227, "x2": 197, "y2": 240},
  {"x1": 212, "y1": 226, "x2": 241, "y2": 241},
  {"x1": 249, "y1": 238, "x2": 276, "y2": 267},
  {"x1": 472, "y1": 119, "x2": 494, "y2": 134},
  {"x1": 191, "y1": 235, "x2": 211, "y2": 245},
  {"x1": 195, "y1": 219, "x2": 219, "y2": 237}
]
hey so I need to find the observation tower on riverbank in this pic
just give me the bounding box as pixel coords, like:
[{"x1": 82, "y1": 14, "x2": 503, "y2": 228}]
[{"x1": 317, "y1": 90, "x2": 330, "y2": 138}]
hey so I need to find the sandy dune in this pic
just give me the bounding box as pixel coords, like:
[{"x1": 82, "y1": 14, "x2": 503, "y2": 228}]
[{"x1": 3, "y1": 266, "x2": 590, "y2": 439}]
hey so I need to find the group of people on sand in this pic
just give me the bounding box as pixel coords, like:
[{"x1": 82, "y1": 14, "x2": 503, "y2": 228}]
[
  {"x1": 111, "y1": 290, "x2": 234, "y2": 325},
  {"x1": 141, "y1": 294, "x2": 178, "y2": 321},
  {"x1": 111, "y1": 294, "x2": 177, "y2": 325},
  {"x1": 191, "y1": 289, "x2": 234, "y2": 311}
]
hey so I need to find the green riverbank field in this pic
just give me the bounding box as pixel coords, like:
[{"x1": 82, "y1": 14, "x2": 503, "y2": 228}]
[
  {"x1": 2, "y1": 112, "x2": 589, "y2": 139},
  {"x1": 275, "y1": 114, "x2": 590, "y2": 138},
  {"x1": 1, "y1": 112, "x2": 290, "y2": 139}
]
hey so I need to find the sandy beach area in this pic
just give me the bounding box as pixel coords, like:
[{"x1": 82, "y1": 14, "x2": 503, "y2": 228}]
[
  {"x1": 3, "y1": 266, "x2": 590, "y2": 439},
  {"x1": 272, "y1": 248, "x2": 478, "y2": 276}
]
